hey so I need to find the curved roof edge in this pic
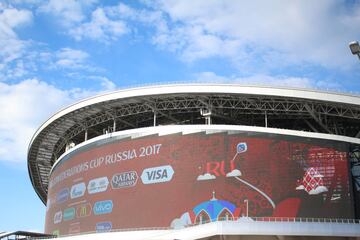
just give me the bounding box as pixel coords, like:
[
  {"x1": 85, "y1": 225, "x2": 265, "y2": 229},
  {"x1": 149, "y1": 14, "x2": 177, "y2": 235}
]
[{"x1": 28, "y1": 84, "x2": 360, "y2": 151}]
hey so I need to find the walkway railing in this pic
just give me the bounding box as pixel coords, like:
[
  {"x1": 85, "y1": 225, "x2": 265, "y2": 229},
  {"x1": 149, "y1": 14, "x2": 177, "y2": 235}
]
[{"x1": 35, "y1": 216, "x2": 360, "y2": 239}]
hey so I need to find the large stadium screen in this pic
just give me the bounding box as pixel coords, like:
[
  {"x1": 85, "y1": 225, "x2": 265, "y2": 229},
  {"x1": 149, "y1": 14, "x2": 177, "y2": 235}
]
[{"x1": 45, "y1": 130, "x2": 354, "y2": 235}]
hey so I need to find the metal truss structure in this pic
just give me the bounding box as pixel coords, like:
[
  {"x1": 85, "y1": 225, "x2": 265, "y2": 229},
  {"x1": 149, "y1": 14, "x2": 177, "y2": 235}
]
[
  {"x1": 28, "y1": 89, "x2": 360, "y2": 204},
  {"x1": 0, "y1": 231, "x2": 54, "y2": 239}
]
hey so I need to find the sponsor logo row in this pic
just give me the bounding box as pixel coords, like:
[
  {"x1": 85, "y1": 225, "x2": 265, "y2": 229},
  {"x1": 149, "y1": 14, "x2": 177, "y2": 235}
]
[
  {"x1": 55, "y1": 165, "x2": 174, "y2": 204},
  {"x1": 52, "y1": 221, "x2": 112, "y2": 236},
  {"x1": 54, "y1": 200, "x2": 113, "y2": 224},
  {"x1": 96, "y1": 221, "x2": 112, "y2": 232}
]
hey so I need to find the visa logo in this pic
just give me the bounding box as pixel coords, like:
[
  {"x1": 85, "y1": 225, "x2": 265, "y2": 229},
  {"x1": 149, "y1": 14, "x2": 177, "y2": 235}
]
[
  {"x1": 237, "y1": 142, "x2": 247, "y2": 153},
  {"x1": 141, "y1": 165, "x2": 174, "y2": 184},
  {"x1": 93, "y1": 200, "x2": 113, "y2": 215},
  {"x1": 96, "y1": 222, "x2": 112, "y2": 232}
]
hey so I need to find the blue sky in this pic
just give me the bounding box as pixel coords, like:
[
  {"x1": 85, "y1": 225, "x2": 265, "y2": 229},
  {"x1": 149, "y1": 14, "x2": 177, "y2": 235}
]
[{"x1": 0, "y1": 0, "x2": 360, "y2": 232}]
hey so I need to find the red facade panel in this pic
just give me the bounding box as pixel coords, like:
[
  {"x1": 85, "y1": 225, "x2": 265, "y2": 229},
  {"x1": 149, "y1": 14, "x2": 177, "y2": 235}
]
[{"x1": 45, "y1": 131, "x2": 353, "y2": 235}]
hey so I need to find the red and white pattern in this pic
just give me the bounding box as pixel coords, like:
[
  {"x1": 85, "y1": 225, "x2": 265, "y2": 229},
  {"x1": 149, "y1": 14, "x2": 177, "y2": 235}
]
[{"x1": 296, "y1": 167, "x2": 328, "y2": 195}]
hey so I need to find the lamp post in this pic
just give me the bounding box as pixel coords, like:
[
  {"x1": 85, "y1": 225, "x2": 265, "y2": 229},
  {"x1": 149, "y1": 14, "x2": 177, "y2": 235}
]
[
  {"x1": 349, "y1": 41, "x2": 360, "y2": 60},
  {"x1": 244, "y1": 199, "x2": 249, "y2": 217}
]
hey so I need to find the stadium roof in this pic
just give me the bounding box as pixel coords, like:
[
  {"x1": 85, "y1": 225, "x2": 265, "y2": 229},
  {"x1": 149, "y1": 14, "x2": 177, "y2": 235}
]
[
  {"x1": 28, "y1": 84, "x2": 360, "y2": 204},
  {"x1": 0, "y1": 231, "x2": 54, "y2": 239}
]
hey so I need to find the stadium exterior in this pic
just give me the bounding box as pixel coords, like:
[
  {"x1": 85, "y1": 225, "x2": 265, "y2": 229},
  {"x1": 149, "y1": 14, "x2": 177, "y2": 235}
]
[{"x1": 27, "y1": 84, "x2": 360, "y2": 239}]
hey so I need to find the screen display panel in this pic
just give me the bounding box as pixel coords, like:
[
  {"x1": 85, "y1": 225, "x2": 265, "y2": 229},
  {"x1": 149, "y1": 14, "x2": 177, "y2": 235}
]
[{"x1": 45, "y1": 130, "x2": 354, "y2": 235}]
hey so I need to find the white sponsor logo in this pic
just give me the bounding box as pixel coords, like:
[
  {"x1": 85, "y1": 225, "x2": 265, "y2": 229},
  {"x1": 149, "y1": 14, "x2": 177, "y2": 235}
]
[
  {"x1": 70, "y1": 182, "x2": 86, "y2": 199},
  {"x1": 87, "y1": 177, "x2": 109, "y2": 194},
  {"x1": 141, "y1": 165, "x2": 174, "y2": 184},
  {"x1": 54, "y1": 211, "x2": 62, "y2": 224},
  {"x1": 111, "y1": 171, "x2": 138, "y2": 189}
]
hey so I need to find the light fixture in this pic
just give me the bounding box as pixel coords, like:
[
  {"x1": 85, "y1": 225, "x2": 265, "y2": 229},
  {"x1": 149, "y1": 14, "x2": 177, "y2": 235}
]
[{"x1": 349, "y1": 41, "x2": 360, "y2": 60}]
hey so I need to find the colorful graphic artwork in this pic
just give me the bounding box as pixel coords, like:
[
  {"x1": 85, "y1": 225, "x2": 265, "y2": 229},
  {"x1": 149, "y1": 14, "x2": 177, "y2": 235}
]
[{"x1": 45, "y1": 130, "x2": 354, "y2": 235}]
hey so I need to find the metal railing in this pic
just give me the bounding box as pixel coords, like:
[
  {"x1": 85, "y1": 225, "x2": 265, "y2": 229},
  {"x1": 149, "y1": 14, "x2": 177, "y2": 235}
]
[{"x1": 34, "y1": 216, "x2": 360, "y2": 239}]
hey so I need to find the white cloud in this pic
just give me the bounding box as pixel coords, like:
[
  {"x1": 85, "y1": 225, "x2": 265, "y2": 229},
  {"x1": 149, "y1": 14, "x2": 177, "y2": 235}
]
[
  {"x1": 70, "y1": 7, "x2": 127, "y2": 42},
  {"x1": 23, "y1": 46, "x2": 106, "y2": 76},
  {"x1": 106, "y1": 3, "x2": 137, "y2": 19},
  {"x1": 0, "y1": 78, "x2": 117, "y2": 165},
  {"x1": 38, "y1": 1, "x2": 128, "y2": 42},
  {"x1": 5, "y1": 60, "x2": 27, "y2": 78},
  {"x1": 0, "y1": 5, "x2": 33, "y2": 81},
  {"x1": 54, "y1": 47, "x2": 89, "y2": 69},
  {"x1": 0, "y1": 45, "x2": 103, "y2": 81},
  {"x1": 38, "y1": 0, "x2": 97, "y2": 27},
  {"x1": 170, "y1": 218, "x2": 183, "y2": 229},
  {"x1": 152, "y1": 23, "x2": 242, "y2": 62},
  {"x1": 66, "y1": 2, "x2": 167, "y2": 43},
  {"x1": 0, "y1": 79, "x2": 72, "y2": 164},
  {"x1": 171, "y1": 212, "x2": 192, "y2": 229},
  {"x1": 25, "y1": 1, "x2": 360, "y2": 71},
  {"x1": 309, "y1": 186, "x2": 328, "y2": 195},
  {"x1": 197, "y1": 173, "x2": 216, "y2": 181},
  {"x1": 95, "y1": 76, "x2": 116, "y2": 91},
  {"x1": 56, "y1": 47, "x2": 88, "y2": 61},
  {"x1": 0, "y1": 6, "x2": 33, "y2": 64},
  {"x1": 0, "y1": 7, "x2": 32, "y2": 30},
  {"x1": 193, "y1": 71, "x2": 342, "y2": 90},
  {"x1": 226, "y1": 169, "x2": 242, "y2": 177},
  {"x1": 7, "y1": 0, "x2": 42, "y2": 5},
  {"x1": 146, "y1": 0, "x2": 360, "y2": 69}
]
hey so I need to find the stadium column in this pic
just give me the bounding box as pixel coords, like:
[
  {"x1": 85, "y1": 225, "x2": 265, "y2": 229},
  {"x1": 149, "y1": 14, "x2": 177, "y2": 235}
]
[
  {"x1": 84, "y1": 129, "x2": 88, "y2": 141},
  {"x1": 153, "y1": 111, "x2": 157, "y2": 126},
  {"x1": 265, "y1": 111, "x2": 268, "y2": 128}
]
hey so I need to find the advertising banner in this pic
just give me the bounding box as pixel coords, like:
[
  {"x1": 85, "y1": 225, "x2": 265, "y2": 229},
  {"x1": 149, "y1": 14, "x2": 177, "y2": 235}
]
[{"x1": 45, "y1": 130, "x2": 354, "y2": 235}]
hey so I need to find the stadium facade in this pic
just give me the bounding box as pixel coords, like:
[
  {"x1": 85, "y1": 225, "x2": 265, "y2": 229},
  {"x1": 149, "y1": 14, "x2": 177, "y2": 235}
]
[{"x1": 27, "y1": 84, "x2": 360, "y2": 239}]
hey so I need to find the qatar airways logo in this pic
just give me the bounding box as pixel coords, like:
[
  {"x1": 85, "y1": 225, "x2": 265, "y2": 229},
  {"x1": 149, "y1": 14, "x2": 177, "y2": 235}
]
[{"x1": 111, "y1": 171, "x2": 138, "y2": 189}]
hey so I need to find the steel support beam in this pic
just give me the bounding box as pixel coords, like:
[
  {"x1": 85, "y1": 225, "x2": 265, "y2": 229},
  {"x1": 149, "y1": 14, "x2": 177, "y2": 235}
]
[
  {"x1": 304, "y1": 119, "x2": 319, "y2": 133},
  {"x1": 304, "y1": 103, "x2": 332, "y2": 134},
  {"x1": 116, "y1": 118, "x2": 136, "y2": 128}
]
